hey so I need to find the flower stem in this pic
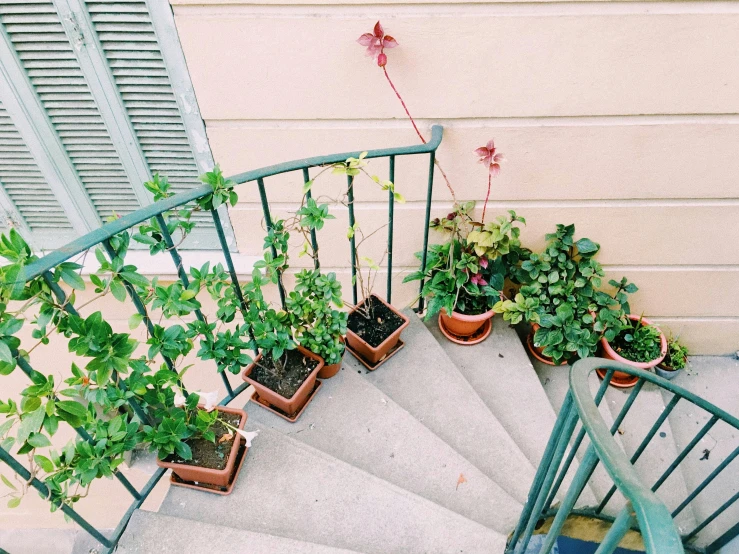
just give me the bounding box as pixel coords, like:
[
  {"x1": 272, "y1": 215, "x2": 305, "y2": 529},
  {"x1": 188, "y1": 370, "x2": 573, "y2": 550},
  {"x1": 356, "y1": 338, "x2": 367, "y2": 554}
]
[
  {"x1": 482, "y1": 173, "x2": 491, "y2": 223},
  {"x1": 382, "y1": 66, "x2": 457, "y2": 202}
]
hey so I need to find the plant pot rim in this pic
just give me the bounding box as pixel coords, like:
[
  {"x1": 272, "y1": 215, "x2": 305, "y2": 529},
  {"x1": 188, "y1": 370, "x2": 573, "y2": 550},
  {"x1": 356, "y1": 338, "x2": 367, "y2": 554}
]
[
  {"x1": 600, "y1": 314, "x2": 667, "y2": 369},
  {"x1": 156, "y1": 405, "x2": 247, "y2": 478},
  {"x1": 241, "y1": 345, "x2": 324, "y2": 401},
  {"x1": 346, "y1": 294, "x2": 410, "y2": 355},
  {"x1": 441, "y1": 307, "x2": 495, "y2": 322}
]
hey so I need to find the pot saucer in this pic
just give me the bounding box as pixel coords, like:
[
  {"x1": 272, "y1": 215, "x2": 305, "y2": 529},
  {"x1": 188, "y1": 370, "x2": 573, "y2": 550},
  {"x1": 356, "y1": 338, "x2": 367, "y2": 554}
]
[
  {"x1": 595, "y1": 367, "x2": 640, "y2": 389},
  {"x1": 170, "y1": 437, "x2": 247, "y2": 495},
  {"x1": 346, "y1": 339, "x2": 405, "y2": 372},
  {"x1": 251, "y1": 379, "x2": 322, "y2": 423},
  {"x1": 438, "y1": 315, "x2": 492, "y2": 345}
]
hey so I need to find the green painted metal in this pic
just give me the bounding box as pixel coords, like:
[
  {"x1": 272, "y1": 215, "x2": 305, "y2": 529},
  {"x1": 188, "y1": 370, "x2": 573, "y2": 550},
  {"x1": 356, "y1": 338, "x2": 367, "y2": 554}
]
[
  {"x1": 347, "y1": 175, "x2": 358, "y2": 305},
  {"x1": 416, "y1": 152, "x2": 436, "y2": 313},
  {"x1": 386, "y1": 155, "x2": 395, "y2": 303},
  {"x1": 257, "y1": 177, "x2": 287, "y2": 309},
  {"x1": 594, "y1": 505, "x2": 639, "y2": 554},
  {"x1": 303, "y1": 167, "x2": 320, "y2": 271},
  {"x1": 511, "y1": 357, "x2": 739, "y2": 554}
]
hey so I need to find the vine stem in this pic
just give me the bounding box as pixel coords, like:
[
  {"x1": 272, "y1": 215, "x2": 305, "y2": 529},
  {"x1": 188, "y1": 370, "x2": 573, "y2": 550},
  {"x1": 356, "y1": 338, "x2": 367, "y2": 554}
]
[{"x1": 382, "y1": 66, "x2": 457, "y2": 203}]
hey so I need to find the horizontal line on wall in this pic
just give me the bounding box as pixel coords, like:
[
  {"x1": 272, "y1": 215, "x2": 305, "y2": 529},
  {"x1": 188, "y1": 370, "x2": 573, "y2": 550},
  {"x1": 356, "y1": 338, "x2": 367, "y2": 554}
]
[
  {"x1": 232, "y1": 198, "x2": 739, "y2": 210},
  {"x1": 174, "y1": 2, "x2": 739, "y2": 18},
  {"x1": 206, "y1": 114, "x2": 739, "y2": 128},
  {"x1": 651, "y1": 316, "x2": 739, "y2": 322},
  {"x1": 602, "y1": 265, "x2": 739, "y2": 272}
]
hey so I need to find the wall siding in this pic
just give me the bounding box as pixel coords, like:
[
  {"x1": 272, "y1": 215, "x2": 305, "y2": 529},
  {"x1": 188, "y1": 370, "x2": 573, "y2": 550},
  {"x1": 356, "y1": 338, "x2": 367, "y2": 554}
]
[{"x1": 170, "y1": 1, "x2": 738, "y2": 355}]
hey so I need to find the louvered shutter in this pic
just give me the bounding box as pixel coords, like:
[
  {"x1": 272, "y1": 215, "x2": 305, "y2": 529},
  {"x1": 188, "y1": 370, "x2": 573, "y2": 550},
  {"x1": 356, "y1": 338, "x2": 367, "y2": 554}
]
[{"x1": 0, "y1": 0, "x2": 232, "y2": 251}]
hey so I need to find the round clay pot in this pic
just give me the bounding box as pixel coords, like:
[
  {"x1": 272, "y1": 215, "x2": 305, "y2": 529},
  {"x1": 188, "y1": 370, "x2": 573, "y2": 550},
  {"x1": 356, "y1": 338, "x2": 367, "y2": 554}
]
[
  {"x1": 597, "y1": 315, "x2": 667, "y2": 388},
  {"x1": 439, "y1": 308, "x2": 494, "y2": 339},
  {"x1": 318, "y1": 337, "x2": 345, "y2": 379},
  {"x1": 527, "y1": 323, "x2": 567, "y2": 366}
]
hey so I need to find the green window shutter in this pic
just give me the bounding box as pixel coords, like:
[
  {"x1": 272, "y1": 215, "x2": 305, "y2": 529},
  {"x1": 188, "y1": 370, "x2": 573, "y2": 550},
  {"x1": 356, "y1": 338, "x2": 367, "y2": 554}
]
[{"x1": 0, "y1": 0, "x2": 234, "y2": 251}]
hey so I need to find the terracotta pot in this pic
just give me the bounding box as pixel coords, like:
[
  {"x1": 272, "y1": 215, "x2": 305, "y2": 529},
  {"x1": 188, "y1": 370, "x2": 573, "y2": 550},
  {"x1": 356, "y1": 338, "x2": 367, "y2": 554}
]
[
  {"x1": 527, "y1": 323, "x2": 567, "y2": 366},
  {"x1": 317, "y1": 336, "x2": 345, "y2": 379},
  {"x1": 598, "y1": 315, "x2": 667, "y2": 388},
  {"x1": 346, "y1": 295, "x2": 409, "y2": 366},
  {"x1": 157, "y1": 405, "x2": 247, "y2": 488},
  {"x1": 439, "y1": 307, "x2": 494, "y2": 339},
  {"x1": 242, "y1": 346, "x2": 324, "y2": 414}
]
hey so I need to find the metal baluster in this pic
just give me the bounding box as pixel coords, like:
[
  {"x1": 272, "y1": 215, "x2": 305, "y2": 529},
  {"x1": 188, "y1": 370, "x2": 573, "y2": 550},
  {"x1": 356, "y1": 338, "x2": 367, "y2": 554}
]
[
  {"x1": 673, "y1": 446, "x2": 739, "y2": 517},
  {"x1": 211, "y1": 208, "x2": 259, "y2": 358},
  {"x1": 507, "y1": 392, "x2": 575, "y2": 552},
  {"x1": 302, "y1": 168, "x2": 320, "y2": 271},
  {"x1": 596, "y1": 394, "x2": 682, "y2": 514},
  {"x1": 346, "y1": 174, "x2": 358, "y2": 306},
  {"x1": 706, "y1": 520, "x2": 739, "y2": 554},
  {"x1": 156, "y1": 214, "x2": 234, "y2": 398},
  {"x1": 594, "y1": 505, "x2": 639, "y2": 554},
  {"x1": 386, "y1": 155, "x2": 395, "y2": 303},
  {"x1": 0, "y1": 447, "x2": 114, "y2": 548},
  {"x1": 543, "y1": 368, "x2": 618, "y2": 512},
  {"x1": 684, "y1": 489, "x2": 739, "y2": 543},
  {"x1": 417, "y1": 152, "x2": 435, "y2": 313},
  {"x1": 651, "y1": 415, "x2": 719, "y2": 492},
  {"x1": 102, "y1": 239, "x2": 177, "y2": 374},
  {"x1": 257, "y1": 177, "x2": 287, "y2": 309}
]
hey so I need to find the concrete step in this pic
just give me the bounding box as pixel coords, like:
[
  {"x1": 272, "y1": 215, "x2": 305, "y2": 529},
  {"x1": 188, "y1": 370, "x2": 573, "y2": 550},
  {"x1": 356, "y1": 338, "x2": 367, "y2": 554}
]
[
  {"x1": 533, "y1": 357, "x2": 627, "y2": 515},
  {"x1": 660, "y1": 356, "x2": 739, "y2": 548},
  {"x1": 246, "y1": 366, "x2": 522, "y2": 533},
  {"x1": 117, "y1": 510, "x2": 358, "y2": 553},
  {"x1": 425, "y1": 315, "x2": 597, "y2": 507},
  {"x1": 603, "y1": 382, "x2": 698, "y2": 535},
  {"x1": 352, "y1": 309, "x2": 536, "y2": 505},
  {"x1": 158, "y1": 427, "x2": 507, "y2": 554}
]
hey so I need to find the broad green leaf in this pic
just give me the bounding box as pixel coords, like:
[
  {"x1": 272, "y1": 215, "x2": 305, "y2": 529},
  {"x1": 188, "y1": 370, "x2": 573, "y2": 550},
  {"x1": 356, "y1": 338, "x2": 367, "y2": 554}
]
[
  {"x1": 60, "y1": 269, "x2": 85, "y2": 291},
  {"x1": 7, "y1": 497, "x2": 20, "y2": 508},
  {"x1": 0, "y1": 341, "x2": 13, "y2": 364},
  {"x1": 27, "y1": 432, "x2": 52, "y2": 448},
  {"x1": 34, "y1": 454, "x2": 54, "y2": 473}
]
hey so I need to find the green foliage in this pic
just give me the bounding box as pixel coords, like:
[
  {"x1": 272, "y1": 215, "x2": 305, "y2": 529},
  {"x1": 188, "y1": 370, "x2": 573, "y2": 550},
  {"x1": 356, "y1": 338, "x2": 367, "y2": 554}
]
[
  {"x1": 405, "y1": 204, "x2": 525, "y2": 320},
  {"x1": 196, "y1": 324, "x2": 253, "y2": 375},
  {"x1": 663, "y1": 335, "x2": 689, "y2": 370},
  {"x1": 610, "y1": 317, "x2": 664, "y2": 364},
  {"x1": 494, "y1": 224, "x2": 636, "y2": 365},
  {"x1": 296, "y1": 198, "x2": 335, "y2": 231},
  {"x1": 198, "y1": 165, "x2": 238, "y2": 211}
]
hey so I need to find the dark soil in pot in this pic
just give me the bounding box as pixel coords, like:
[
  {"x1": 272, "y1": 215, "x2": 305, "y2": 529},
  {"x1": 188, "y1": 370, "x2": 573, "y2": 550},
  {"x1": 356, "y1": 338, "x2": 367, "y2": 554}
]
[
  {"x1": 347, "y1": 296, "x2": 405, "y2": 348},
  {"x1": 164, "y1": 412, "x2": 242, "y2": 471},
  {"x1": 250, "y1": 349, "x2": 320, "y2": 399}
]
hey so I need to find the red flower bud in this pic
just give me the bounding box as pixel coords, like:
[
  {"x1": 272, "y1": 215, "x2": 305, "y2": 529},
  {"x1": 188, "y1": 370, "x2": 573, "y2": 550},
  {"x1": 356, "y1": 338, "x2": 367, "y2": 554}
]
[
  {"x1": 446, "y1": 213, "x2": 455, "y2": 220},
  {"x1": 377, "y1": 52, "x2": 387, "y2": 67}
]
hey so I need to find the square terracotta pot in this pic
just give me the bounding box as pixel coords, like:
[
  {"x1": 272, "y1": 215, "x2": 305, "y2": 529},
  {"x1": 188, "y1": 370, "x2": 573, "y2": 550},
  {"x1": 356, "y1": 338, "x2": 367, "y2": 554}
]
[
  {"x1": 156, "y1": 405, "x2": 247, "y2": 488},
  {"x1": 346, "y1": 295, "x2": 409, "y2": 366},
  {"x1": 241, "y1": 345, "x2": 324, "y2": 414}
]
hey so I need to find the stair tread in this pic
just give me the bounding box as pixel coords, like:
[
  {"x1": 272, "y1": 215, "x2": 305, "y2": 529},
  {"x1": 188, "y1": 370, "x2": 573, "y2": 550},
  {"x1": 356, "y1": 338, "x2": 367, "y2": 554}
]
[
  {"x1": 660, "y1": 357, "x2": 739, "y2": 547},
  {"x1": 117, "y1": 510, "x2": 358, "y2": 553},
  {"x1": 246, "y1": 366, "x2": 522, "y2": 533},
  {"x1": 158, "y1": 427, "x2": 507, "y2": 554},
  {"x1": 353, "y1": 309, "x2": 536, "y2": 504},
  {"x1": 603, "y1": 382, "x2": 698, "y2": 534}
]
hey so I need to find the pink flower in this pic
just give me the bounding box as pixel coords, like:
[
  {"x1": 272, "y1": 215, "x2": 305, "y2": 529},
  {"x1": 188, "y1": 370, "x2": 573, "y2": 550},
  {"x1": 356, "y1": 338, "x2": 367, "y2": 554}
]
[
  {"x1": 357, "y1": 21, "x2": 398, "y2": 67},
  {"x1": 474, "y1": 140, "x2": 505, "y2": 177},
  {"x1": 470, "y1": 273, "x2": 488, "y2": 286},
  {"x1": 479, "y1": 257, "x2": 489, "y2": 269}
]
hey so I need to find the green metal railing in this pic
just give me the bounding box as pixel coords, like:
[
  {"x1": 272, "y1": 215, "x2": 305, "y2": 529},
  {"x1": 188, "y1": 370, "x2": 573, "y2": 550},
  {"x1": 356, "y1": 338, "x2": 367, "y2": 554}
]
[
  {"x1": 508, "y1": 357, "x2": 739, "y2": 554},
  {"x1": 0, "y1": 126, "x2": 443, "y2": 553}
]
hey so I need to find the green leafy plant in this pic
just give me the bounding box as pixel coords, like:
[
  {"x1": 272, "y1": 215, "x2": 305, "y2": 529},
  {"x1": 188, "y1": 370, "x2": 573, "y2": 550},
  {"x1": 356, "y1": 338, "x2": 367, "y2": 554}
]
[
  {"x1": 609, "y1": 316, "x2": 664, "y2": 363},
  {"x1": 494, "y1": 224, "x2": 636, "y2": 365},
  {"x1": 405, "y1": 203, "x2": 525, "y2": 320},
  {"x1": 662, "y1": 335, "x2": 689, "y2": 370}
]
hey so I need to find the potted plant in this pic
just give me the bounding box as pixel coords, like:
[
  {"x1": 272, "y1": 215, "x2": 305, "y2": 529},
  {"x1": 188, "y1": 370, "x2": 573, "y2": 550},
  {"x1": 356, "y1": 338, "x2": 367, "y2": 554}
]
[
  {"x1": 495, "y1": 224, "x2": 636, "y2": 366},
  {"x1": 145, "y1": 382, "x2": 251, "y2": 492},
  {"x1": 288, "y1": 269, "x2": 348, "y2": 379},
  {"x1": 598, "y1": 314, "x2": 667, "y2": 388},
  {"x1": 405, "y1": 200, "x2": 525, "y2": 344},
  {"x1": 654, "y1": 335, "x2": 689, "y2": 380}
]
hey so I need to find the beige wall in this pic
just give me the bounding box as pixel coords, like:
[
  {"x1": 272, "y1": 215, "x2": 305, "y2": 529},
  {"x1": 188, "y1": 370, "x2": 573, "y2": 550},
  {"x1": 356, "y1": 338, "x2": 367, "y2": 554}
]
[{"x1": 170, "y1": 0, "x2": 739, "y2": 355}]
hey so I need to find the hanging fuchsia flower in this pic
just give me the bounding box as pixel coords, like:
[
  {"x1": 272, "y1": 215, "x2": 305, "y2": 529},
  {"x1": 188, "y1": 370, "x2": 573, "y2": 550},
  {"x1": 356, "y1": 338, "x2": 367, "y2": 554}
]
[
  {"x1": 470, "y1": 273, "x2": 488, "y2": 286},
  {"x1": 357, "y1": 21, "x2": 398, "y2": 67},
  {"x1": 475, "y1": 140, "x2": 505, "y2": 177}
]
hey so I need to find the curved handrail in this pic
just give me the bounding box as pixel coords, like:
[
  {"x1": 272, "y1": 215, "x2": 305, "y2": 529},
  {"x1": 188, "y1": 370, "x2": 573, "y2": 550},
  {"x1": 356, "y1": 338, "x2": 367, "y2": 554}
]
[
  {"x1": 20, "y1": 125, "x2": 444, "y2": 282},
  {"x1": 569, "y1": 358, "x2": 685, "y2": 552}
]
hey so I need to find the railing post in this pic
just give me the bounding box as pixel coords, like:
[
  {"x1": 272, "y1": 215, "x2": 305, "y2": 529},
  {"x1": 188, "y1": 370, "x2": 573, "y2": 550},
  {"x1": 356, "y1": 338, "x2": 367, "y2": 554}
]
[
  {"x1": 346, "y1": 174, "x2": 358, "y2": 306},
  {"x1": 302, "y1": 168, "x2": 320, "y2": 271},
  {"x1": 386, "y1": 155, "x2": 395, "y2": 303},
  {"x1": 594, "y1": 504, "x2": 638, "y2": 554},
  {"x1": 256, "y1": 177, "x2": 287, "y2": 309},
  {"x1": 417, "y1": 152, "x2": 435, "y2": 314}
]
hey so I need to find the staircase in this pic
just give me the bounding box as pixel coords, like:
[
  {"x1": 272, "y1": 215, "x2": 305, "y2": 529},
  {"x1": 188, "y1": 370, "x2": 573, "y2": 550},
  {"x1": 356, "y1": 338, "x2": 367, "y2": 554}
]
[{"x1": 114, "y1": 312, "x2": 739, "y2": 554}]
